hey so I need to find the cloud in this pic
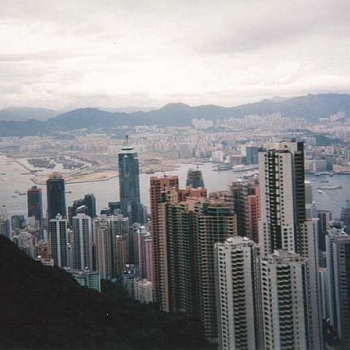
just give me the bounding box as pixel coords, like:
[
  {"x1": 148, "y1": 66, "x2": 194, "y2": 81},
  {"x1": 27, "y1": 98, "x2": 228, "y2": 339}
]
[{"x1": 0, "y1": 0, "x2": 350, "y2": 109}]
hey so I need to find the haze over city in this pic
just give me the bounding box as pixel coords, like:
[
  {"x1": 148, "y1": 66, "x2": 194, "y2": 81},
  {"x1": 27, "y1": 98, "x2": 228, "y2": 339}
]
[{"x1": 1, "y1": 0, "x2": 350, "y2": 110}]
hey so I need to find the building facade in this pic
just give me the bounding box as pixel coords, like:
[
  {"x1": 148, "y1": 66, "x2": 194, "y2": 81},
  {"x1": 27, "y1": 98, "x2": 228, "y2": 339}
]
[
  {"x1": 27, "y1": 186, "x2": 43, "y2": 225},
  {"x1": 46, "y1": 173, "x2": 66, "y2": 220},
  {"x1": 49, "y1": 215, "x2": 68, "y2": 268},
  {"x1": 215, "y1": 236, "x2": 261, "y2": 350},
  {"x1": 118, "y1": 145, "x2": 144, "y2": 224}
]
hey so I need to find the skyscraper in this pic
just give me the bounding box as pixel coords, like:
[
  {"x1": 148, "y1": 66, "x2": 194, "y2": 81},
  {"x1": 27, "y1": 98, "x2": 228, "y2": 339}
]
[
  {"x1": 27, "y1": 186, "x2": 43, "y2": 225},
  {"x1": 150, "y1": 175, "x2": 179, "y2": 304},
  {"x1": 258, "y1": 140, "x2": 306, "y2": 256},
  {"x1": 333, "y1": 235, "x2": 350, "y2": 348},
  {"x1": 49, "y1": 215, "x2": 68, "y2": 268},
  {"x1": 259, "y1": 251, "x2": 309, "y2": 350},
  {"x1": 326, "y1": 227, "x2": 347, "y2": 337},
  {"x1": 95, "y1": 219, "x2": 112, "y2": 280},
  {"x1": 258, "y1": 140, "x2": 324, "y2": 350},
  {"x1": 228, "y1": 178, "x2": 260, "y2": 241},
  {"x1": 0, "y1": 205, "x2": 11, "y2": 239},
  {"x1": 193, "y1": 200, "x2": 237, "y2": 341},
  {"x1": 215, "y1": 236, "x2": 261, "y2": 350},
  {"x1": 138, "y1": 226, "x2": 153, "y2": 282},
  {"x1": 46, "y1": 173, "x2": 66, "y2": 220},
  {"x1": 118, "y1": 145, "x2": 143, "y2": 224},
  {"x1": 71, "y1": 213, "x2": 92, "y2": 270},
  {"x1": 186, "y1": 168, "x2": 205, "y2": 188}
]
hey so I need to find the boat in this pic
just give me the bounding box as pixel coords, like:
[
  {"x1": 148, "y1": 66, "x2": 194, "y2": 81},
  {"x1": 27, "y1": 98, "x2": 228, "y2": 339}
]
[
  {"x1": 212, "y1": 164, "x2": 233, "y2": 171},
  {"x1": 317, "y1": 190, "x2": 324, "y2": 194},
  {"x1": 232, "y1": 165, "x2": 259, "y2": 173},
  {"x1": 317, "y1": 185, "x2": 342, "y2": 190}
]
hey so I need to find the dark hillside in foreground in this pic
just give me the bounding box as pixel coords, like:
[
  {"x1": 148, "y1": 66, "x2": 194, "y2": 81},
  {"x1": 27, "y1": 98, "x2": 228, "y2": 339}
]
[{"x1": 0, "y1": 236, "x2": 209, "y2": 349}]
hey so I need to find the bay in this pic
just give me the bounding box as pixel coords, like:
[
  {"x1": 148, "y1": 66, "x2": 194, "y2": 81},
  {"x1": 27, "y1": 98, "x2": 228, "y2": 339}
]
[{"x1": 0, "y1": 154, "x2": 349, "y2": 219}]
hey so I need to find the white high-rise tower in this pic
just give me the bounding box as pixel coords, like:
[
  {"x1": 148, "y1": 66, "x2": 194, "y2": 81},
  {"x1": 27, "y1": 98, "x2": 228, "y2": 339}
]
[{"x1": 258, "y1": 140, "x2": 323, "y2": 350}]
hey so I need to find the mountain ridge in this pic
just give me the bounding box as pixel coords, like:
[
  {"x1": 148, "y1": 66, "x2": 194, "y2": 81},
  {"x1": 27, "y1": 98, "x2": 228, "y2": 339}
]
[{"x1": 1, "y1": 93, "x2": 350, "y2": 136}]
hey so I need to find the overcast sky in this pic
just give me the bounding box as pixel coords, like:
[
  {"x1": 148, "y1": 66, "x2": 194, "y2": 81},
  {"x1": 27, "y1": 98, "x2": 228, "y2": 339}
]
[{"x1": 1, "y1": 0, "x2": 349, "y2": 110}]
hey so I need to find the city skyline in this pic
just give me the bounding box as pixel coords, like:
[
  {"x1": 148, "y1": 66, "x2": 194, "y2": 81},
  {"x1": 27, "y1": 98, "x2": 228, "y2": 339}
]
[{"x1": 1, "y1": 0, "x2": 350, "y2": 110}]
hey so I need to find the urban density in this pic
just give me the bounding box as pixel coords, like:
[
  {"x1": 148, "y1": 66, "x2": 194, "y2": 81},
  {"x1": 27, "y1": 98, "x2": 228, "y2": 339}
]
[{"x1": 2, "y1": 113, "x2": 350, "y2": 349}]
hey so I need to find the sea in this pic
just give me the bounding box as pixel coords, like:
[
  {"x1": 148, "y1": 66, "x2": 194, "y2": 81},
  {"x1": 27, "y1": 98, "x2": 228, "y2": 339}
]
[{"x1": 0, "y1": 154, "x2": 349, "y2": 219}]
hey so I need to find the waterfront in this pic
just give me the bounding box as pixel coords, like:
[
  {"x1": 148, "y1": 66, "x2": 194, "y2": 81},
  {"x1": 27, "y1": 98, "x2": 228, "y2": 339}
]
[{"x1": 1, "y1": 155, "x2": 350, "y2": 219}]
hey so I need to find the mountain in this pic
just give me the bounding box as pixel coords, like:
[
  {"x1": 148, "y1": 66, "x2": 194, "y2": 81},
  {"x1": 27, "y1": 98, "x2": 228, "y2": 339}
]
[
  {"x1": 1, "y1": 93, "x2": 350, "y2": 136},
  {"x1": 0, "y1": 236, "x2": 209, "y2": 349},
  {"x1": 0, "y1": 107, "x2": 57, "y2": 121}
]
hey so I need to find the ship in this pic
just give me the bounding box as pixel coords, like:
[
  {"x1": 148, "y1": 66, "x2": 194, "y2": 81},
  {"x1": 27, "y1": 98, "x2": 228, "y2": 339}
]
[
  {"x1": 232, "y1": 165, "x2": 259, "y2": 173},
  {"x1": 317, "y1": 190, "x2": 324, "y2": 194},
  {"x1": 212, "y1": 164, "x2": 233, "y2": 171},
  {"x1": 317, "y1": 185, "x2": 343, "y2": 190}
]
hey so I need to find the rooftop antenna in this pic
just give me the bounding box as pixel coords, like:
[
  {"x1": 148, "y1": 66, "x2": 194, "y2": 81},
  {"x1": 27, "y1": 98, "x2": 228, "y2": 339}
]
[{"x1": 125, "y1": 135, "x2": 129, "y2": 146}]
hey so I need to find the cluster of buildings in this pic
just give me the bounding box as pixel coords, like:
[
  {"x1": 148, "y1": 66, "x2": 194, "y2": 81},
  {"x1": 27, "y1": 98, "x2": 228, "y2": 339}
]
[{"x1": 2, "y1": 138, "x2": 350, "y2": 349}]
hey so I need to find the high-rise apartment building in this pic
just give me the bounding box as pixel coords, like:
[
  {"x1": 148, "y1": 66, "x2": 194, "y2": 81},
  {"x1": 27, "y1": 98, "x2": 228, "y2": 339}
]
[
  {"x1": 46, "y1": 173, "x2": 66, "y2": 220},
  {"x1": 27, "y1": 186, "x2": 43, "y2": 225},
  {"x1": 258, "y1": 140, "x2": 306, "y2": 255},
  {"x1": 228, "y1": 178, "x2": 260, "y2": 242},
  {"x1": 150, "y1": 174, "x2": 235, "y2": 341},
  {"x1": 341, "y1": 200, "x2": 350, "y2": 234},
  {"x1": 215, "y1": 236, "x2": 261, "y2": 350},
  {"x1": 326, "y1": 227, "x2": 347, "y2": 333},
  {"x1": 68, "y1": 193, "x2": 97, "y2": 224},
  {"x1": 317, "y1": 210, "x2": 332, "y2": 252},
  {"x1": 333, "y1": 235, "x2": 350, "y2": 348},
  {"x1": 150, "y1": 175, "x2": 179, "y2": 304},
  {"x1": 193, "y1": 200, "x2": 237, "y2": 341},
  {"x1": 95, "y1": 219, "x2": 112, "y2": 280},
  {"x1": 258, "y1": 140, "x2": 323, "y2": 350},
  {"x1": 118, "y1": 145, "x2": 144, "y2": 224},
  {"x1": 0, "y1": 206, "x2": 11, "y2": 240},
  {"x1": 260, "y1": 251, "x2": 308, "y2": 350},
  {"x1": 116, "y1": 235, "x2": 126, "y2": 276},
  {"x1": 49, "y1": 215, "x2": 68, "y2": 268},
  {"x1": 137, "y1": 226, "x2": 153, "y2": 281},
  {"x1": 71, "y1": 213, "x2": 92, "y2": 270}
]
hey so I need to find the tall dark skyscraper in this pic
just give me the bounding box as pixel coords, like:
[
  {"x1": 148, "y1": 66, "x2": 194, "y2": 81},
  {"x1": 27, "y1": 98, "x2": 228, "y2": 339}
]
[
  {"x1": 118, "y1": 145, "x2": 143, "y2": 224},
  {"x1": 186, "y1": 168, "x2": 205, "y2": 188},
  {"x1": 27, "y1": 186, "x2": 43, "y2": 225},
  {"x1": 46, "y1": 173, "x2": 66, "y2": 220}
]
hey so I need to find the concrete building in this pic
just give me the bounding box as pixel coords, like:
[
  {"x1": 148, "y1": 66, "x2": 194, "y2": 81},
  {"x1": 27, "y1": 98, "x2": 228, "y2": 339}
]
[
  {"x1": 116, "y1": 235, "x2": 126, "y2": 277},
  {"x1": 49, "y1": 215, "x2": 68, "y2": 268},
  {"x1": 46, "y1": 173, "x2": 66, "y2": 220},
  {"x1": 228, "y1": 178, "x2": 260, "y2": 242},
  {"x1": 27, "y1": 186, "x2": 43, "y2": 225},
  {"x1": 134, "y1": 278, "x2": 153, "y2": 304},
  {"x1": 326, "y1": 227, "x2": 348, "y2": 335},
  {"x1": 258, "y1": 140, "x2": 324, "y2": 349},
  {"x1": 193, "y1": 200, "x2": 237, "y2": 342},
  {"x1": 259, "y1": 251, "x2": 308, "y2": 350},
  {"x1": 95, "y1": 220, "x2": 112, "y2": 280},
  {"x1": 137, "y1": 226, "x2": 153, "y2": 281},
  {"x1": 71, "y1": 213, "x2": 92, "y2": 270},
  {"x1": 215, "y1": 236, "x2": 261, "y2": 350},
  {"x1": 118, "y1": 144, "x2": 144, "y2": 224},
  {"x1": 334, "y1": 235, "x2": 350, "y2": 348},
  {"x1": 68, "y1": 269, "x2": 101, "y2": 292},
  {"x1": 150, "y1": 175, "x2": 179, "y2": 305}
]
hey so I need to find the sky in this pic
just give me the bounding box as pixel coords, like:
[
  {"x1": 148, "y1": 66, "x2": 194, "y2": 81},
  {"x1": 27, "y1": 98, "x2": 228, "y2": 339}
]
[{"x1": 0, "y1": 0, "x2": 350, "y2": 110}]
